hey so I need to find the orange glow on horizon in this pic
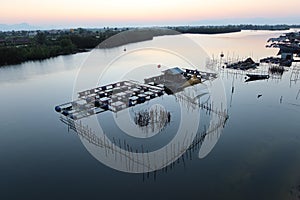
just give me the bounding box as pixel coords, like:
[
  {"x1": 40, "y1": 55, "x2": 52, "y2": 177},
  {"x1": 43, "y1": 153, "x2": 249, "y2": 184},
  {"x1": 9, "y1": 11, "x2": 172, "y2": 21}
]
[{"x1": 1, "y1": 0, "x2": 300, "y2": 25}]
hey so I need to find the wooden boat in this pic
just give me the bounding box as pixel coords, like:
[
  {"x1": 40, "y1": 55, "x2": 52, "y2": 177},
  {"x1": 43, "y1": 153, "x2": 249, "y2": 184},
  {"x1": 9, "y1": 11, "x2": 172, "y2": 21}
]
[
  {"x1": 245, "y1": 74, "x2": 269, "y2": 82},
  {"x1": 246, "y1": 74, "x2": 269, "y2": 79}
]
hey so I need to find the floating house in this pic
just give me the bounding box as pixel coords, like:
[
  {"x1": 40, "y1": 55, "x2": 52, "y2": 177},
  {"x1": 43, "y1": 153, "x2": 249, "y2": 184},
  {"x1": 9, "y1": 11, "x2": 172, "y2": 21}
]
[
  {"x1": 265, "y1": 31, "x2": 300, "y2": 66},
  {"x1": 55, "y1": 67, "x2": 216, "y2": 120},
  {"x1": 226, "y1": 57, "x2": 259, "y2": 70},
  {"x1": 162, "y1": 67, "x2": 184, "y2": 79}
]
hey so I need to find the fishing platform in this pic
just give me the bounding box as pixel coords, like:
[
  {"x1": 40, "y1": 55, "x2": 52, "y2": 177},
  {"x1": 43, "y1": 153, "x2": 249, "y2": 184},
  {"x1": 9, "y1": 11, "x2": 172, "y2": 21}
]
[{"x1": 55, "y1": 67, "x2": 217, "y2": 120}]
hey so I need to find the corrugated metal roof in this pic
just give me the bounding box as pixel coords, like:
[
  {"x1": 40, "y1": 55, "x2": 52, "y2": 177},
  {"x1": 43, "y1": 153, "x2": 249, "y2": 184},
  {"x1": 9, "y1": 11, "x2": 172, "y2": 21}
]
[{"x1": 162, "y1": 67, "x2": 183, "y2": 75}]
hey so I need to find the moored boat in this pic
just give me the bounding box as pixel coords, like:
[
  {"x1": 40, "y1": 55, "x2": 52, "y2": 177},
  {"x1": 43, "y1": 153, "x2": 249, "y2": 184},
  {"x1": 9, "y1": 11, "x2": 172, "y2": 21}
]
[{"x1": 245, "y1": 74, "x2": 269, "y2": 82}]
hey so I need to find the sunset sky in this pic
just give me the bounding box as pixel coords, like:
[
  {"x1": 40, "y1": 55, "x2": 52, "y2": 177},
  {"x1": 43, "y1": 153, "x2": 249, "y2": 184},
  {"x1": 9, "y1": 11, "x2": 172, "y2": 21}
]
[{"x1": 1, "y1": 0, "x2": 300, "y2": 27}]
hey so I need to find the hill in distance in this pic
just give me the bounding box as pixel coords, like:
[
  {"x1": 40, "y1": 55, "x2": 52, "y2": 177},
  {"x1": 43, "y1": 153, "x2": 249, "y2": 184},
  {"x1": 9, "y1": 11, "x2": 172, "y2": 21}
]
[{"x1": 0, "y1": 23, "x2": 39, "y2": 31}]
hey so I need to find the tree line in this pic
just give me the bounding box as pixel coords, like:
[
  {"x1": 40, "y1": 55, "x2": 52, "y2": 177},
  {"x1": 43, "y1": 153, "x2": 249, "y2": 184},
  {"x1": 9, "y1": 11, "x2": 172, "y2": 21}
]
[
  {"x1": 1, "y1": 25, "x2": 300, "y2": 67},
  {"x1": 0, "y1": 29, "x2": 120, "y2": 66}
]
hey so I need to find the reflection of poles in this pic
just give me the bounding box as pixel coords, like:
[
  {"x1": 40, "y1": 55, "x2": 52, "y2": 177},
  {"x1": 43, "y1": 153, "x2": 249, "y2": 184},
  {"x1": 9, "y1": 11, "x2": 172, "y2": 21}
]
[
  {"x1": 226, "y1": 51, "x2": 229, "y2": 64},
  {"x1": 67, "y1": 111, "x2": 224, "y2": 154},
  {"x1": 297, "y1": 89, "x2": 300, "y2": 100},
  {"x1": 220, "y1": 52, "x2": 224, "y2": 69},
  {"x1": 134, "y1": 106, "x2": 171, "y2": 134},
  {"x1": 290, "y1": 63, "x2": 300, "y2": 87},
  {"x1": 59, "y1": 100, "x2": 229, "y2": 180},
  {"x1": 60, "y1": 116, "x2": 154, "y2": 171},
  {"x1": 230, "y1": 74, "x2": 235, "y2": 108},
  {"x1": 176, "y1": 91, "x2": 229, "y2": 120}
]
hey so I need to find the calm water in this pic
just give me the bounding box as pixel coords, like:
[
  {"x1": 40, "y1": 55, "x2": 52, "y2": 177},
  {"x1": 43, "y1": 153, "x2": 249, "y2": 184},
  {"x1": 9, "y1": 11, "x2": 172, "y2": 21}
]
[{"x1": 1, "y1": 30, "x2": 300, "y2": 200}]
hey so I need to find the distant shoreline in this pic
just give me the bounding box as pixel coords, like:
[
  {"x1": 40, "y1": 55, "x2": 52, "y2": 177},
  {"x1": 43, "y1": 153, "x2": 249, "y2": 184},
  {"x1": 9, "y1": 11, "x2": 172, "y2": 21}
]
[{"x1": 0, "y1": 25, "x2": 298, "y2": 67}]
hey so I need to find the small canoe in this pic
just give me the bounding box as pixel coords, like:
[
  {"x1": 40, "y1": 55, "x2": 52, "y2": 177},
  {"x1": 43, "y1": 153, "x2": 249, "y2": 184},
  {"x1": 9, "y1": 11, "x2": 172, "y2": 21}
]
[
  {"x1": 245, "y1": 74, "x2": 269, "y2": 82},
  {"x1": 246, "y1": 74, "x2": 269, "y2": 79}
]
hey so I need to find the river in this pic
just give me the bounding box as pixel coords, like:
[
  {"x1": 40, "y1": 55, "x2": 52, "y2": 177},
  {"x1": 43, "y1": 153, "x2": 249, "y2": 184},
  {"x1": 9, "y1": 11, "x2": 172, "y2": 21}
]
[{"x1": 0, "y1": 29, "x2": 300, "y2": 200}]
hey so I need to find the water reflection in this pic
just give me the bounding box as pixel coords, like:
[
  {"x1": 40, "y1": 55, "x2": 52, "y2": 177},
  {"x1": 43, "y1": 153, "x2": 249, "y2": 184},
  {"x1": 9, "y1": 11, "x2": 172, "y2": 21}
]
[
  {"x1": 133, "y1": 105, "x2": 171, "y2": 133},
  {"x1": 2, "y1": 29, "x2": 300, "y2": 199},
  {"x1": 290, "y1": 63, "x2": 300, "y2": 86},
  {"x1": 0, "y1": 53, "x2": 88, "y2": 84},
  {"x1": 60, "y1": 79, "x2": 228, "y2": 176}
]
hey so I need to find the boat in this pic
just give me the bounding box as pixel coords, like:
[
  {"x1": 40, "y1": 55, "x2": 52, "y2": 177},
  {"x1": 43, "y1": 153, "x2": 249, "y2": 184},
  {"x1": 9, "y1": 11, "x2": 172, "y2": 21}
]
[
  {"x1": 246, "y1": 74, "x2": 269, "y2": 79},
  {"x1": 245, "y1": 74, "x2": 269, "y2": 82}
]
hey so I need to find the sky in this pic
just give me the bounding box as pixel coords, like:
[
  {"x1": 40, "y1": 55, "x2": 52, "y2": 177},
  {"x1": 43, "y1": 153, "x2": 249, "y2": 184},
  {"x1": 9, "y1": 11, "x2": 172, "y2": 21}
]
[{"x1": 1, "y1": 0, "x2": 300, "y2": 28}]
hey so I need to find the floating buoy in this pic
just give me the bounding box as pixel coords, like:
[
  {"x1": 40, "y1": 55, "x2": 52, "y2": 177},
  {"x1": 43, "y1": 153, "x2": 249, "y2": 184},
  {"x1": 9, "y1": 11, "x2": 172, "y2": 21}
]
[
  {"x1": 55, "y1": 106, "x2": 61, "y2": 112},
  {"x1": 157, "y1": 64, "x2": 161, "y2": 68}
]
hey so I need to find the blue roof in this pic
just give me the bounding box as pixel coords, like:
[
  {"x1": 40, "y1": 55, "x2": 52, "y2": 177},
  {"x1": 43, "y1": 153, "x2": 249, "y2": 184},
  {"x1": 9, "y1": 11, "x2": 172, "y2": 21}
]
[{"x1": 163, "y1": 67, "x2": 183, "y2": 75}]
